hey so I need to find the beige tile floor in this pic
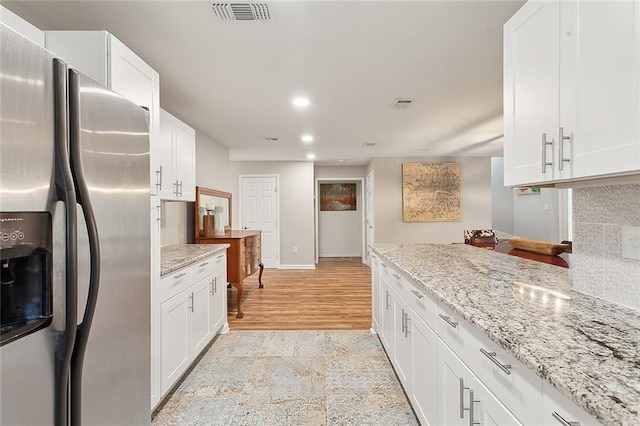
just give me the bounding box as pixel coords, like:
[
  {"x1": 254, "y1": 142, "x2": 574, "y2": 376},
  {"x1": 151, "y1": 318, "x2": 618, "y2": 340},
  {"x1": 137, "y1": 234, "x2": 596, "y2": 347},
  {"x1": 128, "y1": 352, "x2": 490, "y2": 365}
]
[{"x1": 152, "y1": 330, "x2": 419, "y2": 426}]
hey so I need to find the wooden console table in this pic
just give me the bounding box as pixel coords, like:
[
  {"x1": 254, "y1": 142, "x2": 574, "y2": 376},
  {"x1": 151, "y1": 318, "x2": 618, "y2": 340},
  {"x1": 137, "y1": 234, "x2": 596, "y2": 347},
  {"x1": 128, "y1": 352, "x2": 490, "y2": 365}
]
[{"x1": 196, "y1": 230, "x2": 264, "y2": 318}]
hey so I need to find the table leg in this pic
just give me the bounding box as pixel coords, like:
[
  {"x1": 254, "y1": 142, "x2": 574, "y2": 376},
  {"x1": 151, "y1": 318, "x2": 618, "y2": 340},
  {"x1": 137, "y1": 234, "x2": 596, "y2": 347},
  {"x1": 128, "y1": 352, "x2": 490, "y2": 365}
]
[
  {"x1": 258, "y1": 263, "x2": 264, "y2": 289},
  {"x1": 231, "y1": 281, "x2": 244, "y2": 318}
]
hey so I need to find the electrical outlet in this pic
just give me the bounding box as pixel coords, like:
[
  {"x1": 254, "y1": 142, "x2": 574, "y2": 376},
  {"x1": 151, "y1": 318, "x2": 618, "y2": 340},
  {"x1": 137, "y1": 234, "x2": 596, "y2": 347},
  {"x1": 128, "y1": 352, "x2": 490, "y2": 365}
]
[
  {"x1": 293, "y1": 246, "x2": 298, "y2": 253},
  {"x1": 622, "y1": 226, "x2": 640, "y2": 260}
]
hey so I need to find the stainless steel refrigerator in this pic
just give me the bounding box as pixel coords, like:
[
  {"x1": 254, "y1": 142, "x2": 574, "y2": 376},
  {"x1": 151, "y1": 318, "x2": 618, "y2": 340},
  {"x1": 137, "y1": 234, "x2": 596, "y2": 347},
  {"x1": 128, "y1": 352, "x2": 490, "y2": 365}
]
[{"x1": 0, "y1": 23, "x2": 150, "y2": 425}]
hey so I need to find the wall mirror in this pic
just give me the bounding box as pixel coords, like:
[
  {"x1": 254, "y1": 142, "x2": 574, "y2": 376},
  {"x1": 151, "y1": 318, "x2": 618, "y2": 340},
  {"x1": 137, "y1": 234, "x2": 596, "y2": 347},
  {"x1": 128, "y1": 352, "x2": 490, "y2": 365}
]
[{"x1": 194, "y1": 187, "x2": 232, "y2": 240}]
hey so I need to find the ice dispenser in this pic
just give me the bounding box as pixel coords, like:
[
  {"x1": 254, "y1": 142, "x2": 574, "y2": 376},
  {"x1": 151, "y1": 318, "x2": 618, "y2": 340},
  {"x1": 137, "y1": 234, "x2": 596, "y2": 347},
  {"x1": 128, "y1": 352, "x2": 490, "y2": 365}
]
[{"x1": 0, "y1": 212, "x2": 52, "y2": 346}]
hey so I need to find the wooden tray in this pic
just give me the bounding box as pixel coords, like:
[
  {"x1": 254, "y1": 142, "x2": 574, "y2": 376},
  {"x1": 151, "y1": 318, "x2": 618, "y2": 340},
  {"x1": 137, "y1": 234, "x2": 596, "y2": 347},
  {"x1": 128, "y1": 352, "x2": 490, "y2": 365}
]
[{"x1": 507, "y1": 238, "x2": 568, "y2": 256}]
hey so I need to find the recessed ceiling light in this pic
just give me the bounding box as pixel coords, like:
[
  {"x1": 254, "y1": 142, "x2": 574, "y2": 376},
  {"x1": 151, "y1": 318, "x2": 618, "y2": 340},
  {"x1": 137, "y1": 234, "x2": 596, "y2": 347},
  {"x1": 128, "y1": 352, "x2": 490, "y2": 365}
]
[
  {"x1": 301, "y1": 135, "x2": 314, "y2": 143},
  {"x1": 306, "y1": 153, "x2": 316, "y2": 160},
  {"x1": 338, "y1": 159, "x2": 345, "y2": 162},
  {"x1": 293, "y1": 97, "x2": 310, "y2": 108}
]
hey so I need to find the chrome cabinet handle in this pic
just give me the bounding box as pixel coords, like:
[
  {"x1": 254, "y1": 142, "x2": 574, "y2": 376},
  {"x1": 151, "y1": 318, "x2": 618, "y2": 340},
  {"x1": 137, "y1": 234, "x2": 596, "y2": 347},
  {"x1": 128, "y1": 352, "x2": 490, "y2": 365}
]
[
  {"x1": 156, "y1": 165, "x2": 162, "y2": 190},
  {"x1": 214, "y1": 277, "x2": 217, "y2": 294},
  {"x1": 385, "y1": 290, "x2": 391, "y2": 310},
  {"x1": 189, "y1": 293, "x2": 194, "y2": 312},
  {"x1": 411, "y1": 289, "x2": 424, "y2": 299},
  {"x1": 559, "y1": 127, "x2": 571, "y2": 171},
  {"x1": 480, "y1": 348, "x2": 512, "y2": 375},
  {"x1": 392, "y1": 273, "x2": 401, "y2": 280},
  {"x1": 541, "y1": 133, "x2": 554, "y2": 174},
  {"x1": 401, "y1": 309, "x2": 406, "y2": 333},
  {"x1": 439, "y1": 313, "x2": 458, "y2": 328},
  {"x1": 552, "y1": 411, "x2": 581, "y2": 426},
  {"x1": 210, "y1": 279, "x2": 214, "y2": 295},
  {"x1": 469, "y1": 389, "x2": 479, "y2": 426},
  {"x1": 156, "y1": 205, "x2": 162, "y2": 222},
  {"x1": 459, "y1": 378, "x2": 469, "y2": 419},
  {"x1": 404, "y1": 315, "x2": 411, "y2": 338},
  {"x1": 199, "y1": 261, "x2": 209, "y2": 267},
  {"x1": 381, "y1": 263, "x2": 387, "y2": 268},
  {"x1": 174, "y1": 272, "x2": 187, "y2": 279},
  {"x1": 216, "y1": 254, "x2": 224, "y2": 259}
]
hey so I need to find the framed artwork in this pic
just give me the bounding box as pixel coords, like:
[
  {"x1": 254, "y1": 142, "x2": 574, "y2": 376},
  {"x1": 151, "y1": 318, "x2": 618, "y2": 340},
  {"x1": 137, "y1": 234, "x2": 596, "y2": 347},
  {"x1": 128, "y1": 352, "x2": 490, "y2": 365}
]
[
  {"x1": 402, "y1": 162, "x2": 462, "y2": 222},
  {"x1": 320, "y1": 183, "x2": 357, "y2": 211},
  {"x1": 516, "y1": 187, "x2": 540, "y2": 195}
]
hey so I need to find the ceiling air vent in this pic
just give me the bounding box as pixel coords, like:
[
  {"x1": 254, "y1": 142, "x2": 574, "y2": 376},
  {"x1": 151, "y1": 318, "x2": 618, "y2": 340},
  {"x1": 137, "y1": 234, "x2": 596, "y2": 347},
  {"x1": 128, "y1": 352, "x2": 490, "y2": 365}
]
[
  {"x1": 263, "y1": 137, "x2": 280, "y2": 142},
  {"x1": 362, "y1": 142, "x2": 376, "y2": 148},
  {"x1": 212, "y1": 3, "x2": 272, "y2": 21},
  {"x1": 391, "y1": 98, "x2": 414, "y2": 110}
]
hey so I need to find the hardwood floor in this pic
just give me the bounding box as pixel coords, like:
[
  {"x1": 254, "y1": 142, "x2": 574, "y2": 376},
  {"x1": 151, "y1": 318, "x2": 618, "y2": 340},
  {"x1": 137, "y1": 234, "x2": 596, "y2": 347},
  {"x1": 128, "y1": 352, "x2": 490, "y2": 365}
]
[{"x1": 227, "y1": 257, "x2": 372, "y2": 330}]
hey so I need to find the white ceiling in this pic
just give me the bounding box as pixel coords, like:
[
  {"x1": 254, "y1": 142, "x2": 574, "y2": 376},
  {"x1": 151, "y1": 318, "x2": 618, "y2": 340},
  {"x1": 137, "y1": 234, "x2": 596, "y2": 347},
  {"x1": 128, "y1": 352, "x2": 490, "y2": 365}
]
[{"x1": 4, "y1": 0, "x2": 524, "y2": 166}]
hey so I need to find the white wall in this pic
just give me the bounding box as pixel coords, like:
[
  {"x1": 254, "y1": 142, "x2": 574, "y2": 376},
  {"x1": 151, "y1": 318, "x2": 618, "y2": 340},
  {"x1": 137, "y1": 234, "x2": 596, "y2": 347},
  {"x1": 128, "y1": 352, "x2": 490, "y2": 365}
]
[
  {"x1": 315, "y1": 165, "x2": 367, "y2": 179},
  {"x1": 317, "y1": 181, "x2": 363, "y2": 257},
  {"x1": 371, "y1": 157, "x2": 492, "y2": 243},
  {"x1": 232, "y1": 161, "x2": 315, "y2": 267},
  {"x1": 513, "y1": 188, "x2": 560, "y2": 242},
  {"x1": 490, "y1": 157, "x2": 514, "y2": 238}
]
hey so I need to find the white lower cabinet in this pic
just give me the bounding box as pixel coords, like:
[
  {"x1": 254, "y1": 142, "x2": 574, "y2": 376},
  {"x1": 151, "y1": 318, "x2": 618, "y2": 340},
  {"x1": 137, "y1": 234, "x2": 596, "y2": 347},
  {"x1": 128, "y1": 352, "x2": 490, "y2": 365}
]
[
  {"x1": 155, "y1": 251, "x2": 228, "y2": 405},
  {"x1": 410, "y1": 314, "x2": 438, "y2": 426},
  {"x1": 374, "y1": 258, "x2": 601, "y2": 426},
  {"x1": 438, "y1": 339, "x2": 521, "y2": 426},
  {"x1": 160, "y1": 290, "x2": 191, "y2": 393},
  {"x1": 370, "y1": 253, "x2": 382, "y2": 331},
  {"x1": 380, "y1": 276, "x2": 394, "y2": 356}
]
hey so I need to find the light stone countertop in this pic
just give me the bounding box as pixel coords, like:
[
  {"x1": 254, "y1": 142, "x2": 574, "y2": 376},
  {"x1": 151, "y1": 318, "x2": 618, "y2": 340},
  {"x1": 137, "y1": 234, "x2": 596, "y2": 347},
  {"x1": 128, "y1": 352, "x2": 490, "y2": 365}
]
[
  {"x1": 371, "y1": 243, "x2": 640, "y2": 426},
  {"x1": 161, "y1": 244, "x2": 229, "y2": 277}
]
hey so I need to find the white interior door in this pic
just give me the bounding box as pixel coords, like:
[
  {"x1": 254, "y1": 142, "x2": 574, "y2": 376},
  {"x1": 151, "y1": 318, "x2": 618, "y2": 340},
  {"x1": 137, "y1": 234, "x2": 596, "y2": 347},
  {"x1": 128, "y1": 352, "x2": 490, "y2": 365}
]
[{"x1": 240, "y1": 175, "x2": 279, "y2": 268}]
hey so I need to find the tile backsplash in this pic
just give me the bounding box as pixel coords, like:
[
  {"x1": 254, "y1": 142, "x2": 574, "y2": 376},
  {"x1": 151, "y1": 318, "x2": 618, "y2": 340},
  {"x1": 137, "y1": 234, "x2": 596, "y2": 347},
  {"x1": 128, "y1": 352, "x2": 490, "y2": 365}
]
[{"x1": 573, "y1": 184, "x2": 640, "y2": 310}]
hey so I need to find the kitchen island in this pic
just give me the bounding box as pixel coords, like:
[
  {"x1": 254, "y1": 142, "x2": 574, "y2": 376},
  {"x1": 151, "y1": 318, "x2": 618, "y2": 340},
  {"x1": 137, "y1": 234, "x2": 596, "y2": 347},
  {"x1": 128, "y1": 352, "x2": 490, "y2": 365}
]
[{"x1": 371, "y1": 243, "x2": 640, "y2": 425}]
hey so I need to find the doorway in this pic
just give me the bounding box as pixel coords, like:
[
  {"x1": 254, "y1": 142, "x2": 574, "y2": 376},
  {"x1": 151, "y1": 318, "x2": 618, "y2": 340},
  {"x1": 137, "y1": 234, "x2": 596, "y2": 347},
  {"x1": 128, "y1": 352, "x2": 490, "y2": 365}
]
[
  {"x1": 239, "y1": 175, "x2": 280, "y2": 269},
  {"x1": 314, "y1": 177, "x2": 366, "y2": 264}
]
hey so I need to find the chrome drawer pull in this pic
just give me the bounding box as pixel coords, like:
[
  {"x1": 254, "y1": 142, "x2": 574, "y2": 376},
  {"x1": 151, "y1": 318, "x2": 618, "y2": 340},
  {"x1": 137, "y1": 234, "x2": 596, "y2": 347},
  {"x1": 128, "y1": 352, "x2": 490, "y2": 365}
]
[
  {"x1": 439, "y1": 314, "x2": 458, "y2": 328},
  {"x1": 559, "y1": 127, "x2": 571, "y2": 171},
  {"x1": 469, "y1": 389, "x2": 479, "y2": 426},
  {"x1": 381, "y1": 263, "x2": 387, "y2": 268},
  {"x1": 199, "y1": 261, "x2": 209, "y2": 267},
  {"x1": 480, "y1": 348, "x2": 512, "y2": 375},
  {"x1": 217, "y1": 254, "x2": 224, "y2": 259},
  {"x1": 173, "y1": 272, "x2": 187, "y2": 279},
  {"x1": 401, "y1": 309, "x2": 406, "y2": 333},
  {"x1": 552, "y1": 412, "x2": 581, "y2": 426},
  {"x1": 404, "y1": 315, "x2": 411, "y2": 338},
  {"x1": 459, "y1": 378, "x2": 468, "y2": 418},
  {"x1": 411, "y1": 289, "x2": 424, "y2": 299},
  {"x1": 385, "y1": 291, "x2": 392, "y2": 310},
  {"x1": 392, "y1": 273, "x2": 401, "y2": 280}
]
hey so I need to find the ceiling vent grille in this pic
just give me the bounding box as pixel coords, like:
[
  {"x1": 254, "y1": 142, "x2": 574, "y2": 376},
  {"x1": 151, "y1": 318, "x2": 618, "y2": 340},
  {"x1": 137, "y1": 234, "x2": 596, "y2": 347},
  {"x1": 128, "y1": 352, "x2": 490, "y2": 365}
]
[
  {"x1": 391, "y1": 98, "x2": 414, "y2": 109},
  {"x1": 263, "y1": 137, "x2": 280, "y2": 142},
  {"x1": 362, "y1": 142, "x2": 376, "y2": 148},
  {"x1": 212, "y1": 3, "x2": 272, "y2": 21}
]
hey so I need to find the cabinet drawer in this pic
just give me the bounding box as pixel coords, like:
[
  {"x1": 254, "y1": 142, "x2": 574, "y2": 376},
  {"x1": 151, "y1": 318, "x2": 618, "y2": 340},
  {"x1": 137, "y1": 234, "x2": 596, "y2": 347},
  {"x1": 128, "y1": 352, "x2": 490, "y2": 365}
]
[
  {"x1": 160, "y1": 268, "x2": 192, "y2": 302},
  {"x1": 192, "y1": 257, "x2": 215, "y2": 284},
  {"x1": 211, "y1": 252, "x2": 226, "y2": 273},
  {"x1": 398, "y1": 277, "x2": 437, "y2": 332},
  {"x1": 542, "y1": 381, "x2": 600, "y2": 426}
]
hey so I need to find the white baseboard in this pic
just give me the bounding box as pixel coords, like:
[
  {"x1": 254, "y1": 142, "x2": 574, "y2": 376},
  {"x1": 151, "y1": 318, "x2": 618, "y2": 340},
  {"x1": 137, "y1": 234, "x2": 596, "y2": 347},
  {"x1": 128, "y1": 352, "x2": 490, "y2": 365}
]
[
  {"x1": 218, "y1": 323, "x2": 230, "y2": 335},
  {"x1": 279, "y1": 264, "x2": 316, "y2": 270},
  {"x1": 318, "y1": 253, "x2": 362, "y2": 258}
]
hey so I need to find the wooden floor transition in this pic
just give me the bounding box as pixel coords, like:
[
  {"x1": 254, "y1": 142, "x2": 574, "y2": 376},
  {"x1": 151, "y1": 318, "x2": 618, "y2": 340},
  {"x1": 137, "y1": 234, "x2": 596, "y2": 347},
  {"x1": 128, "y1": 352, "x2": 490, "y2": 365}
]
[{"x1": 227, "y1": 257, "x2": 372, "y2": 330}]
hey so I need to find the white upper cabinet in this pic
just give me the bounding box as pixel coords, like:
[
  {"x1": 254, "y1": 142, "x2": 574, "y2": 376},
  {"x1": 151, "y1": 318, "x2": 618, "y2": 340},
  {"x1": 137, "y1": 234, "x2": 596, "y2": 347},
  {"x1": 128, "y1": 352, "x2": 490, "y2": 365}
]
[
  {"x1": 504, "y1": 1, "x2": 560, "y2": 186},
  {"x1": 504, "y1": 0, "x2": 640, "y2": 186},
  {"x1": 159, "y1": 109, "x2": 196, "y2": 201},
  {"x1": 45, "y1": 31, "x2": 161, "y2": 195}
]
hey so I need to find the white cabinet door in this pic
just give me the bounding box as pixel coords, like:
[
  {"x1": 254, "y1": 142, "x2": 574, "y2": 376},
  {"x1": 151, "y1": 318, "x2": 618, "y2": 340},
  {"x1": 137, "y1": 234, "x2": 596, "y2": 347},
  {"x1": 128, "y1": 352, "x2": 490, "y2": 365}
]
[
  {"x1": 150, "y1": 197, "x2": 161, "y2": 409},
  {"x1": 160, "y1": 290, "x2": 190, "y2": 395},
  {"x1": 190, "y1": 277, "x2": 211, "y2": 356},
  {"x1": 473, "y1": 377, "x2": 523, "y2": 426},
  {"x1": 411, "y1": 315, "x2": 438, "y2": 426},
  {"x1": 210, "y1": 253, "x2": 227, "y2": 334},
  {"x1": 438, "y1": 340, "x2": 470, "y2": 426},
  {"x1": 561, "y1": 0, "x2": 640, "y2": 179},
  {"x1": 370, "y1": 254, "x2": 381, "y2": 332},
  {"x1": 394, "y1": 296, "x2": 412, "y2": 386},
  {"x1": 159, "y1": 109, "x2": 195, "y2": 201},
  {"x1": 174, "y1": 121, "x2": 196, "y2": 202},
  {"x1": 380, "y1": 277, "x2": 395, "y2": 356},
  {"x1": 158, "y1": 112, "x2": 176, "y2": 199},
  {"x1": 504, "y1": 1, "x2": 560, "y2": 186}
]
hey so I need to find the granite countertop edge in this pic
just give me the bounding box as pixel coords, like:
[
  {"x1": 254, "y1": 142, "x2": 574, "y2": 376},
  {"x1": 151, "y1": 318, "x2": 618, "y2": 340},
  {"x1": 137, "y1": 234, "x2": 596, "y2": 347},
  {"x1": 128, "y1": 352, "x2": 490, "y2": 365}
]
[
  {"x1": 161, "y1": 244, "x2": 230, "y2": 277},
  {"x1": 371, "y1": 243, "x2": 640, "y2": 426}
]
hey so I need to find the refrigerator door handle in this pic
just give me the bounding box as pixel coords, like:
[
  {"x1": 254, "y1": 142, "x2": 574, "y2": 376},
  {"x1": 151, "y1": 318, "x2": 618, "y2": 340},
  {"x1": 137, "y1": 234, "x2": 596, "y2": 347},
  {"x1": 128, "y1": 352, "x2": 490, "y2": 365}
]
[
  {"x1": 53, "y1": 58, "x2": 78, "y2": 426},
  {"x1": 68, "y1": 69, "x2": 102, "y2": 426}
]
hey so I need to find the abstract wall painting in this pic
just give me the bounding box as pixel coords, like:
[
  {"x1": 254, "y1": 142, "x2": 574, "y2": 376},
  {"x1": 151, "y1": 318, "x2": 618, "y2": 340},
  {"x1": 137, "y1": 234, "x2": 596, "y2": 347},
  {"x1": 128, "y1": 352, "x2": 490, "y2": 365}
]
[
  {"x1": 319, "y1": 183, "x2": 357, "y2": 211},
  {"x1": 402, "y1": 163, "x2": 462, "y2": 222}
]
